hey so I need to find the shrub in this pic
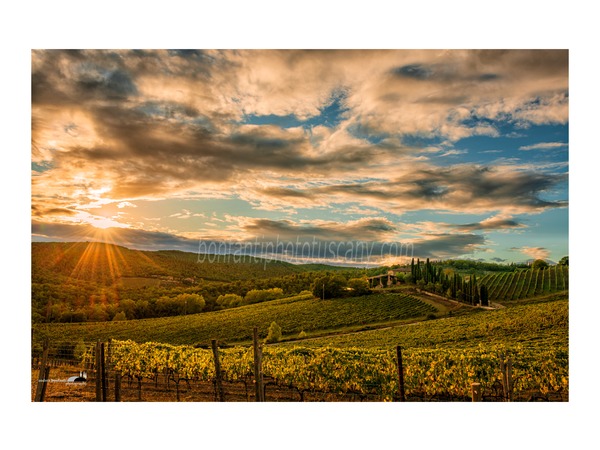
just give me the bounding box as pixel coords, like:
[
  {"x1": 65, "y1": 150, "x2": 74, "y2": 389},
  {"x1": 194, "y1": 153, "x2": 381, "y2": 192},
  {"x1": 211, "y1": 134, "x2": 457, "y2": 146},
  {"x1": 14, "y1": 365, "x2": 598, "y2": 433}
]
[
  {"x1": 265, "y1": 321, "x2": 282, "y2": 343},
  {"x1": 112, "y1": 311, "x2": 127, "y2": 321},
  {"x1": 74, "y1": 340, "x2": 88, "y2": 360},
  {"x1": 216, "y1": 293, "x2": 243, "y2": 308},
  {"x1": 244, "y1": 288, "x2": 284, "y2": 305}
]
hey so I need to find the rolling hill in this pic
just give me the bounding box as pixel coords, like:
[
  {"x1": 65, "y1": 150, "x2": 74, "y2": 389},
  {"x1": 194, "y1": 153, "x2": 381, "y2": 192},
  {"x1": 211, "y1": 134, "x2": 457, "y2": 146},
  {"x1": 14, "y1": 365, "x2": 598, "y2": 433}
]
[{"x1": 32, "y1": 241, "x2": 345, "y2": 284}]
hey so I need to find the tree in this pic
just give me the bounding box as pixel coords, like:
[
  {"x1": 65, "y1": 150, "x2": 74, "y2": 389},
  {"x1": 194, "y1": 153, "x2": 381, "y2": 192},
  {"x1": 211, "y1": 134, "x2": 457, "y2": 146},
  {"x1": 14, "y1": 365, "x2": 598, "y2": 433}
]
[
  {"x1": 216, "y1": 293, "x2": 243, "y2": 308},
  {"x1": 265, "y1": 321, "x2": 282, "y2": 343},
  {"x1": 112, "y1": 311, "x2": 127, "y2": 321},
  {"x1": 311, "y1": 274, "x2": 347, "y2": 299},
  {"x1": 173, "y1": 293, "x2": 205, "y2": 314},
  {"x1": 244, "y1": 288, "x2": 284, "y2": 305},
  {"x1": 480, "y1": 285, "x2": 489, "y2": 307},
  {"x1": 120, "y1": 299, "x2": 136, "y2": 319},
  {"x1": 135, "y1": 300, "x2": 150, "y2": 318},
  {"x1": 348, "y1": 277, "x2": 370, "y2": 296},
  {"x1": 558, "y1": 256, "x2": 569, "y2": 266},
  {"x1": 532, "y1": 259, "x2": 549, "y2": 270}
]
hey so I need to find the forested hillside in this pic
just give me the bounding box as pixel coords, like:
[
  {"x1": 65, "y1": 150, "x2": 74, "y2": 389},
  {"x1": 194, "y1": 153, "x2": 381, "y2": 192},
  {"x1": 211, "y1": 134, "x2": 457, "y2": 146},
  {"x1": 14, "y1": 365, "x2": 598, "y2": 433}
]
[{"x1": 31, "y1": 242, "x2": 357, "y2": 324}]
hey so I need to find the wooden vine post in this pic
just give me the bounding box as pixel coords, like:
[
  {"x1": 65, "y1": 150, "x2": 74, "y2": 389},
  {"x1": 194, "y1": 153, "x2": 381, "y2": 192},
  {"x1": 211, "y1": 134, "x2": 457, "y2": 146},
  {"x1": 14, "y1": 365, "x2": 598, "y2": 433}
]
[
  {"x1": 114, "y1": 373, "x2": 121, "y2": 402},
  {"x1": 471, "y1": 382, "x2": 482, "y2": 402},
  {"x1": 95, "y1": 341, "x2": 107, "y2": 402},
  {"x1": 100, "y1": 342, "x2": 107, "y2": 401},
  {"x1": 396, "y1": 345, "x2": 406, "y2": 402},
  {"x1": 34, "y1": 338, "x2": 50, "y2": 402},
  {"x1": 253, "y1": 327, "x2": 264, "y2": 402},
  {"x1": 500, "y1": 355, "x2": 514, "y2": 402},
  {"x1": 211, "y1": 339, "x2": 225, "y2": 402}
]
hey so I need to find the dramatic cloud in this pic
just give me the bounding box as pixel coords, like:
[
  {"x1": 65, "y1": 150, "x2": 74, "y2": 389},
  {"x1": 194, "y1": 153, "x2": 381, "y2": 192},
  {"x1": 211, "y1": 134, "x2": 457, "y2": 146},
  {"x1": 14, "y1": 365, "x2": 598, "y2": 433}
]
[{"x1": 31, "y1": 50, "x2": 568, "y2": 264}]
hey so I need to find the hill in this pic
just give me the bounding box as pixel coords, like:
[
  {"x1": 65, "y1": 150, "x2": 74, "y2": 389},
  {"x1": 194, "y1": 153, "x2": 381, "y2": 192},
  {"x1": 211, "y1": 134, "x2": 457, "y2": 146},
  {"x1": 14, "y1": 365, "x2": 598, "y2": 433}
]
[
  {"x1": 32, "y1": 241, "x2": 359, "y2": 324},
  {"x1": 32, "y1": 291, "x2": 442, "y2": 346},
  {"x1": 283, "y1": 293, "x2": 568, "y2": 351},
  {"x1": 32, "y1": 241, "x2": 345, "y2": 284}
]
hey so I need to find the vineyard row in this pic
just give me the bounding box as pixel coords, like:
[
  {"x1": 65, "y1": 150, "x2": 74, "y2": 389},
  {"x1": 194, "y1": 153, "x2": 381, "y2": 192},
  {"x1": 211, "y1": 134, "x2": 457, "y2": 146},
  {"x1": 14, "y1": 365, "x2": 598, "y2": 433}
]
[{"x1": 77, "y1": 339, "x2": 568, "y2": 401}]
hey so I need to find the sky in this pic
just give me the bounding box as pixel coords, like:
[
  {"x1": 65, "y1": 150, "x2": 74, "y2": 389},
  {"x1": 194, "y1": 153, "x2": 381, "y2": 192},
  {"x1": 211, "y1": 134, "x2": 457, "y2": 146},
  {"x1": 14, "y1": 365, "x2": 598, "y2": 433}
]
[{"x1": 31, "y1": 49, "x2": 568, "y2": 266}]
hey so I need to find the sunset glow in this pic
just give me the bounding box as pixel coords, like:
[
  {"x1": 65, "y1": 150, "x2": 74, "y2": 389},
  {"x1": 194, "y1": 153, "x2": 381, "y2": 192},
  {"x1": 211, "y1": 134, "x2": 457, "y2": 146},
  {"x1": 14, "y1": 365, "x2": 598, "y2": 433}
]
[{"x1": 31, "y1": 50, "x2": 568, "y2": 265}]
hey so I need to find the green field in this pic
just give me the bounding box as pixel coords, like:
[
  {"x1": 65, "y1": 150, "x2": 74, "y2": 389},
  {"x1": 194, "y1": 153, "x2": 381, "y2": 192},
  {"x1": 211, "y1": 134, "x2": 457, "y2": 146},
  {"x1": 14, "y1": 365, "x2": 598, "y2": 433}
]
[
  {"x1": 34, "y1": 292, "x2": 439, "y2": 346},
  {"x1": 281, "y1": 293, "x2": 568, "y2": 351},
  {"x1": 479, "y1": 266, "x2": 568, "y2": 301}
]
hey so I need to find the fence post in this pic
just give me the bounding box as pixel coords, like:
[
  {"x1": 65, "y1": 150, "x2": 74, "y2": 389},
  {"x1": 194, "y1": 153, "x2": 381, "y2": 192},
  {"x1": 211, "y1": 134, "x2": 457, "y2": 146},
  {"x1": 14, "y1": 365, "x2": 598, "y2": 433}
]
[
  {"x1": 34, "y1": 338, "x2": 50, "y2": 402},
  {"x1": 115, "y1": 372, "x2": 121, "y2": 402},
  {"x1": 471, "y1": 382, "x2": 482, "y2": 402},
  {"x1": 40, "y1": 366, "x2": 51, "y2": 401},
  {"x1": 95, "y1": 341, "x2": 102, "y2": 402},
  {"x1": 107, "y1": 339, "x2": 112, "y2": 379},
  {"x1": 506, "y1": 357, "x2": 513, "y2": 402},
  {"x1": 253, "y1": 327, "x2": 264, "y2": 402},
  {"x1": 100, "y1": 342, "x2": 107, "y2": 402},
  {"x1": 211, "y1": 339, "x2": 225, "y2": 402},
  {"x1": 500, "y1": 355, "x2": 514, "y2": 402},
  {"x1": 260, "y1": 345, "x2": 265, "y2": 401},
  {"x1": 396, "y1": 345, "x2": 406, "y2": 402}
]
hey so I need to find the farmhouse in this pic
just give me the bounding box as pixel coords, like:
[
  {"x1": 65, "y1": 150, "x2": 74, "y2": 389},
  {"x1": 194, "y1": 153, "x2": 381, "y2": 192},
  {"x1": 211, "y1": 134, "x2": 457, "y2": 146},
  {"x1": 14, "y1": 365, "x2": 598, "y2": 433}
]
[{"x1": 367, "y1": 268, "x2": 410, "y2": 288}]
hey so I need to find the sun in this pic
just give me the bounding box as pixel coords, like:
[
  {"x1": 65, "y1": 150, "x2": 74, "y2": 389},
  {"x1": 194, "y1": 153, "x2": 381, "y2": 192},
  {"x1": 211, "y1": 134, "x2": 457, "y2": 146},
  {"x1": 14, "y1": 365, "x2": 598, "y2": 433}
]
[
  {"x1": 68, "y1": 210, "x2": 130, "y2": 230},
  {"x1": 89, "y1": 216, "x2": 123, "y2": 229}
]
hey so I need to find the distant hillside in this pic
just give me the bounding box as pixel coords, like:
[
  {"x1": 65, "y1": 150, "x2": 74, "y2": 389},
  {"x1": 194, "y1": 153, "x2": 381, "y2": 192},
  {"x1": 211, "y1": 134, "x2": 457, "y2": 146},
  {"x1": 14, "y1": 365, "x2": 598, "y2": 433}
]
[
  {"x1": 33, "y1": 291, "x2": 440, "y2": 346},
  {"x1": 32, "y1": 241, "x2": 344, "y2": 284}
]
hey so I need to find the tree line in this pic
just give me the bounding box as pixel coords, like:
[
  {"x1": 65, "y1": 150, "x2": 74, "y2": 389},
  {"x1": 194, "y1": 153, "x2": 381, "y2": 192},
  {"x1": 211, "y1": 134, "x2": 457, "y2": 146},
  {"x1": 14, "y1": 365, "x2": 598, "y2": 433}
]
[{"x1": 408, "y1": 258, "x2": 489, "y2": 306}]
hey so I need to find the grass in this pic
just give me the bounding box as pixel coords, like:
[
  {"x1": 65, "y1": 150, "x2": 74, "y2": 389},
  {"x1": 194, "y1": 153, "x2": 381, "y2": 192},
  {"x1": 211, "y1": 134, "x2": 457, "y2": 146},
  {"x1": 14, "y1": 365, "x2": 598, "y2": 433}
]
[
  {"x1": 277, "y1": 293, "x2": 568, "y2": 351},
  {"x1": 34, "y1": 292, "x2": 441, "y2": 347}
]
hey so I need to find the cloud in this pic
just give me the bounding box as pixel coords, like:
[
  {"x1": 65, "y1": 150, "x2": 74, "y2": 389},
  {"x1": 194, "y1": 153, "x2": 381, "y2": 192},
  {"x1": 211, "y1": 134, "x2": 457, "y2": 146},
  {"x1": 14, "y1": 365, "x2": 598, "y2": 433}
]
[
  {"x1": 32, "y1": 220, "x2": 200, "y2": 252},
  {"x1": 31, "y1": 218, "x2": 487, "y2": 266},
  {"x1": 446, "y1": 215, "x2": 527, "y2": 232},
  {"x1": 251, "y1": 165, "x2": 567, "y2": 215},
  {"x1": 30, "y1": 50, "x2": 568, "y2": 261},
  {"x1": 234, "y1": 217, "x2": 398, "y2": 242},
  {"x1": 439, "y1": 149, "x2": 468, "y2": 157},
  {"x1": 32, "y1": 51, "x2": 568, "y2": 195},
  {"x1": 409, "y1": 233, "x2": 487, "y2": 259},
  {"x1": 117, "y1": 201, "x2": 137, "y2": 208},
  {"x1": 511, "y1": 246, "x2": 551, "y2": 261},
  {"x1": 519, "y1": 142, "x2": 568, "y2": 151}
]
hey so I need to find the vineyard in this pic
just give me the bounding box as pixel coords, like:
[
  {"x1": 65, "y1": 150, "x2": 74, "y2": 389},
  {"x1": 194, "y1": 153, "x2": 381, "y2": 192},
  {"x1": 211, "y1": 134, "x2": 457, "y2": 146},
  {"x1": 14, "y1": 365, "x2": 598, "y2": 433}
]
[
  {"x1": 33, "y1": 292, "x2": 439, "y2": 346},
  {"x1": 106, "y1": 340, "x2": 567, "y2": 400},
  {"x1": 32, "y1": 295, "x2": 568, "y2": 402},
  {"x1": 291, "y1": 294, "x2": 568, "y2": 350},
  {"x1": 479, "y1": 266, "x2": 568, "y2": 301},
  {"x1": 32, "y1": 337, "x2": 567, "y2": 402}
]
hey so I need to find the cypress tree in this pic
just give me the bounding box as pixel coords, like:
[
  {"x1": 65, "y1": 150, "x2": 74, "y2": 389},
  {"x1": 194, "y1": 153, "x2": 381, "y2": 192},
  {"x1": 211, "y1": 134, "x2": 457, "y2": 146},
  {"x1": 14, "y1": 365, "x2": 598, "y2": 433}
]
[
  {"x1": 480, "y1": 285, "x2": 489, "y2": 306},
  {"x1": 452, "y1": 273, "x2": 457, "y2": 298}
]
